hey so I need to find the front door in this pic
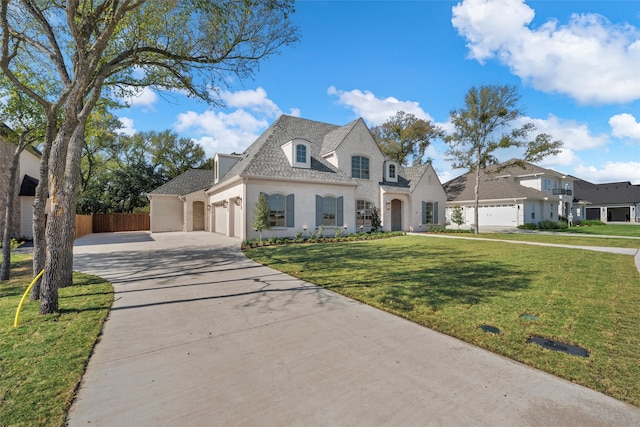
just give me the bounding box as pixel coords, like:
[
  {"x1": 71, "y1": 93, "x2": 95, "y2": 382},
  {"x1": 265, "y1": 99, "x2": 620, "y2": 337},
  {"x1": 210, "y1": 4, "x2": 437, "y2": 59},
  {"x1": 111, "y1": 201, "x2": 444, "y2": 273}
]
[{"x1": 391, "y1": 199, "x2": 402, "y2": 231}]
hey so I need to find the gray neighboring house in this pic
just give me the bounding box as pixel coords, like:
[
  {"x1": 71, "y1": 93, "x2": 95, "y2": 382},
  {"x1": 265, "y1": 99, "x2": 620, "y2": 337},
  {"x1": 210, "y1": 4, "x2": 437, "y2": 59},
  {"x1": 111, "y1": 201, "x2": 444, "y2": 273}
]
[
  {"x1": 443, "y1": 160, "x2": 574, "y2": 228},
  {"x1": 147, "y1": 169, "x2": 214, "y2": 232},
  {"x1": 572, "y1": 178, "x2": 640, "y2": 223}
]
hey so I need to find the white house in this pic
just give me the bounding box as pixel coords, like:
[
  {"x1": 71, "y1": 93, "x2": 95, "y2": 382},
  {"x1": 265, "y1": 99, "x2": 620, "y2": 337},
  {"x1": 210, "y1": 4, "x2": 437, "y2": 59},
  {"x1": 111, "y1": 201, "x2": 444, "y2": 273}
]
[
  {"x1": 0, "y1": 128, "x2": 44, "y2": 239},
  {"x1": 443, "y1": 160, "x2": 575, "y2": 228},
  {"x1": 201, "y1": 115, "x2": 447, "y2": 240}
]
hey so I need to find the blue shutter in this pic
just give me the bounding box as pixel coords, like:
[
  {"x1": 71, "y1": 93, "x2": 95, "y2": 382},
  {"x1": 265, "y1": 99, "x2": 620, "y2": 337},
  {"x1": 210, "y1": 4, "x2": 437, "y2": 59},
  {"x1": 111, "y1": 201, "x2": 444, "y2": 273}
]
[
  {"x1": 337, "y1": 196, "x2": 344, "y2": 227},
  {"x1": 422, "y1": 201, "x2": 426, "y2": 224},
  {"x1": 434, "y1": 201, "x2": 439, "y2": 224},
  {"x1": 286, "y1": 194, "x2": 294, "y2": 227},
  {"x1": 316, "y1": 195, "x2": 323, "y2": 226}
]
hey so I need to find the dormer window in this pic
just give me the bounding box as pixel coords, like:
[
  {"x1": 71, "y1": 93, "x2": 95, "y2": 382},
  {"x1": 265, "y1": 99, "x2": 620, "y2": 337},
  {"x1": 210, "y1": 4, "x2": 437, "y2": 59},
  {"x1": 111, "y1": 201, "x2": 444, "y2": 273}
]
[
  {"x1": 385, "y1": 160, "x2": 399, "y2": 183},
  {"x1": 296, "y1": 144, "x2": 307, "y2": 164},
  {"x1": 281, "y1": 139, "x2": 311, "y2": 169}
]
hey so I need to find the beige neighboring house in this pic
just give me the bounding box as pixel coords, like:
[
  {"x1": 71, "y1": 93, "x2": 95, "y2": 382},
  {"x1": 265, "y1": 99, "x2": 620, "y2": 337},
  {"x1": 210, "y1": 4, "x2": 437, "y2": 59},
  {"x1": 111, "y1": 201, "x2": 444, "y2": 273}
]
[
  {"x1": 443, "y1": 160, "x2": 575, "y2": 228},
  {"x1": 0, "y1": 126, "x2": 43, "y2": 239},
  {"x1": 147, "y1": 169, "x2": 215, "y2": 232},
  {"x1": 204, "y1": 115, "x2": 447, "y2": 240}
]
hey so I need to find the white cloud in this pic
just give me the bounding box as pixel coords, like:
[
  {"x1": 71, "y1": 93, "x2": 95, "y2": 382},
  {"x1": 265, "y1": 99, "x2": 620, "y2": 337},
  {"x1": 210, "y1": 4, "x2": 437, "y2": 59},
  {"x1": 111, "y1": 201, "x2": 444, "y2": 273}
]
[
  {"x1": 219, "y1": 87, "x2": 282, "y2": 117},
  {"x1": 174, "y1": 109, "x2": 268, "y2": 156},
  {"x1": 117, "y1": 117, "x2": 136, "y2": 136},
  {"x1": 452, "y1": 0, "x2": 640, "y2": 104},
  {"x1": 609, "y1": 113, "x2": 640, "y2": 141},
  {"x1": 526, "y1": 114, "x2": 609, "y2": 151},
  {"x1": 327, "y1": 86, "x2": 434, "y2": 126},
  {"x1": 117, "y1": 86, "x2": 158, "y2": 109},
  {"x1": 574, "y1": 161, "x2": 640, "y2": 184}
]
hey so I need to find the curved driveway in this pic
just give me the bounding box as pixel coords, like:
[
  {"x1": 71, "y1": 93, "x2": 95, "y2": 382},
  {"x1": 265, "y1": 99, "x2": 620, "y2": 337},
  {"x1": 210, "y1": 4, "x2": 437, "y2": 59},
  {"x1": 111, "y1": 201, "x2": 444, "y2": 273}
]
[{"x1": 68, "y1": 232, "x2": 640, "y2": 426}]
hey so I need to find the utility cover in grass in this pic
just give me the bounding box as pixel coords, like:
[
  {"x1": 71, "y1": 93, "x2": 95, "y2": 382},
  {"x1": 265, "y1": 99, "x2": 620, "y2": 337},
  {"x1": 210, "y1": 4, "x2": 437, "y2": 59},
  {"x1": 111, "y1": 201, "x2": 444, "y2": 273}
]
[
  {"x1": 527, "y1": 336, "x2": 589, "y2": 357},
  {"x1": 479, "y1": 324, "x2": 500, "y2": 334}
]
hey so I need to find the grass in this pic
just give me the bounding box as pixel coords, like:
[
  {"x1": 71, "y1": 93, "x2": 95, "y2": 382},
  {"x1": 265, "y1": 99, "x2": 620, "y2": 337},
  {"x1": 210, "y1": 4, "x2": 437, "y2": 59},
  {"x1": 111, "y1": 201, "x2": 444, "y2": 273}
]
[
  {"x1": 462, "y1": 233, "x2": 640, "y2": 248},
  {"x1": 245, "y1": 235, "x2": 640, "y2": 407},
  {"x1": 564, "y1": 223, "x2": 640, "y2": 237},
  {"x1": 0, "y1": 254, "x2": 113, "y2": 427}
]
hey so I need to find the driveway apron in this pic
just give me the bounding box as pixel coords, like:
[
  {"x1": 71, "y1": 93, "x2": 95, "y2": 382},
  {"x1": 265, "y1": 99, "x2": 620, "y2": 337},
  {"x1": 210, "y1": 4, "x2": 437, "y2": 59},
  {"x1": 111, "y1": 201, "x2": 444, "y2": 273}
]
[{"x1": 67, "y1": 232, "x2": 640, "y2": 426}]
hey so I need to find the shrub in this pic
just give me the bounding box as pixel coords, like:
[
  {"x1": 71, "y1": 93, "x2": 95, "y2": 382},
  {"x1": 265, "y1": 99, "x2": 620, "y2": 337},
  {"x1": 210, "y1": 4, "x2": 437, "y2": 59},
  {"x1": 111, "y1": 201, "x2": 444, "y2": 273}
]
[
  {"x1": 427, "y1": 224, "x2": 445, "y2": 233},
  {"x1": 268, "y1": 235, "x2": 278, "y2": 244},
  {"x1": 578, "y1": 220, "x2": 606, "y2": 227},
  {"x1": 517, "y1": 223, "x2": 538, "y2": 230},
  {"x1": 537, "y1": 220, "x2": 568, "y2": 230},
  {"x1": 334, "y1": 227, "x2": 344, "y2": 238},
  {"x1": 294, "y1": 231, "x2": 303, "y2": 240}
]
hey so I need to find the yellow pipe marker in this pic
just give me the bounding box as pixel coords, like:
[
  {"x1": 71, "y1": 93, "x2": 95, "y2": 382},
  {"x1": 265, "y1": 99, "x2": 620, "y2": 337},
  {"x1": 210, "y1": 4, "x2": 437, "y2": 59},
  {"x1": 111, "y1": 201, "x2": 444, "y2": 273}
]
[{"x1": 14, "y1": 269, "x2": 44, "y2": 327}]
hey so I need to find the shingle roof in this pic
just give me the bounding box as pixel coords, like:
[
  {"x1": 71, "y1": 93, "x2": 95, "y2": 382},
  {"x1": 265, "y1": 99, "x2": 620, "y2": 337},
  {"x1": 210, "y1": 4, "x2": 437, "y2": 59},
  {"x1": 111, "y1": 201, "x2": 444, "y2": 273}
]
[
  {"x1": 216, "y1": 115, "x2": 357, "y2": 186},
  {"x1": 573, "y1": 178, "x2": 640, "y2": 204},
  {"x1": 149, "y1": 169, "x2": 214, "y2": 196},
  {"x1": 444, "y1": 160, "x2": 561, "y2": 202}
]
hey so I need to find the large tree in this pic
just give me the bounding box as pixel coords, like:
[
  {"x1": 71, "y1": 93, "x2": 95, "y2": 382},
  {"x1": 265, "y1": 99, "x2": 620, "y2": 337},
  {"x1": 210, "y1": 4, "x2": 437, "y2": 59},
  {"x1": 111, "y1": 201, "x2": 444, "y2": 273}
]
[
  {"x1": 445, "y1": 84, "x2": 562, "y2": 234},
  {"x1": 370, "y1": 111, "x2": 444, "y2": 166},
  {"x1": 1, "y1": 0, "x2": 299, "y2": 313}
]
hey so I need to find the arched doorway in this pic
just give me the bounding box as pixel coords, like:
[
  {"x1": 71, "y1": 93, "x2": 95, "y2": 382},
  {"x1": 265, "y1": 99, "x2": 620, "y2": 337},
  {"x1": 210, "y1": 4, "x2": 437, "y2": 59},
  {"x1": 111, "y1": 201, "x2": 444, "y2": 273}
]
[
  {"x1": 193, "y1": 201, "x2": 205, "y2": 231},
  {"x1": 391, "y1": 199, "x2": 402, "y2": 231}
]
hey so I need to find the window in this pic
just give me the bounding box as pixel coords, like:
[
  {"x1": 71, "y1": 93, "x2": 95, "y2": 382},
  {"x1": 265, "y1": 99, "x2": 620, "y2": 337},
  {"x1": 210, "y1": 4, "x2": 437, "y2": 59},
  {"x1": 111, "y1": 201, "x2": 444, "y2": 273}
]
[
  {"x1": 268, "y1": 194, "x2": 285, "y2": 227},
  {"x1": 322, "y1": 196, "x2": 336, "y2": 226},
  {"x1": 263, "y1": 193, "x2": 295, "y2": 227},
  {"x1": 356, "y1": 200, "x2": 373, "y2": 227},
  {"x1": 316, "y1": 195, "x2": 344, "y2": 227},
  {"x1": 424, "y1": 202, "x2": 434, "y2": 224},
  {"x1": 351, "y1": 156, "x2": 370, "y2": 179},
  {"x1": 296, "y1": 144, "x2": 307, "y2": 164},
  {"x1": 389, "y1": 164, "x2": 396, "y2": 179},
  {"x1": 543, "y1": 178, "x2": 552, "y2": 191}
]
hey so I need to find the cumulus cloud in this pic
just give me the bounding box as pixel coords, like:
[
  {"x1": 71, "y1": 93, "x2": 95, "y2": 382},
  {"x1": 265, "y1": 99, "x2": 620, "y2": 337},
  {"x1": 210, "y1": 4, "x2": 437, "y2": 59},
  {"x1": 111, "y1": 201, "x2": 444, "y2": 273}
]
[
  {"x1": 117, "y1": 117, "x2": 136, "y2": 136},
  {"x1": 219, "y1": 87, "x2": 283, "y2": 118},
  {"x1": 121, "y1": 86, "x2": 158, "y2": 108},
  {"x1": 574, "y1": 161, "x2": 640, "y2": 184},
  {"x1": 525, "y1": 114, "x2": 609, "y2": 151},
  {"x1": 609, "y1": 113, "x2": 640, "y2": 141},
  {"x1": 327, "y1": 86, "x2": 434, "y2": 126},
  {"x1": 174, "y1": 109, "x2": 268, "y2": 156},
  {"x1": 452, "y1": 0, "x2": 640, "y2": 104}
]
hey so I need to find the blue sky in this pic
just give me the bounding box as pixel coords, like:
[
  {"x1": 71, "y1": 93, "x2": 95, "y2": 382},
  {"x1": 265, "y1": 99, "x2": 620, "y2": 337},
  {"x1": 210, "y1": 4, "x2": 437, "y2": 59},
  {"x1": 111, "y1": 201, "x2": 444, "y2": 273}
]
[{"x1": 119, "y1": 0, "x2": 640, "y2": 184}]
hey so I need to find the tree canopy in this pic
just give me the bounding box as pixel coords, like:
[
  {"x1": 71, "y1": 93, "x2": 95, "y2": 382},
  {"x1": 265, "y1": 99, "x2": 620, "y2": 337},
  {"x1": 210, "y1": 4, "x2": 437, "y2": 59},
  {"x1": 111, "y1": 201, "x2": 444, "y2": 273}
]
[
  {"x1": 445, "y1": 84, "x2": 563, "y2": 234},
  {"x1": 1, "y1": 0, "x2": 299, "y2": 313},
  {"x1": 370, "y1": 111, "x2": 443, "y2": 166}
]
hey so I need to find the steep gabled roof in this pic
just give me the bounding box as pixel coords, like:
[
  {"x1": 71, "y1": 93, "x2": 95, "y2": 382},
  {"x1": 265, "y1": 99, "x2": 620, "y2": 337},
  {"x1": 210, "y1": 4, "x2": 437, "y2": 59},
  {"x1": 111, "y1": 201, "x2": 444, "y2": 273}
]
[
  {"x1": 215, "y1": 115, "x2": 356, "y2": 186},
  {"x1": 149, "y1": 169, "x2": 214, "y2": 196},
  {"x1": 573, "y1": 178, "x2": 640, "y2": 204},
  {"x1": 320, "y1": 119, "x2": 360, "y2": 155}
]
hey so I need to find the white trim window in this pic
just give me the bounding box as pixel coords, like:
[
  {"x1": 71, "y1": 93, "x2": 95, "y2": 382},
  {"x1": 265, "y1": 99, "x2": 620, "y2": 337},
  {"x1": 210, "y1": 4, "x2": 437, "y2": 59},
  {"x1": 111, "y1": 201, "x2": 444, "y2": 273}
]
[
  {"x1": 356, "y1": 200, "x2": 373, "y2": 227},
  {"x1": 352, "y1": 155, "x2": 370, "y2": 179}
]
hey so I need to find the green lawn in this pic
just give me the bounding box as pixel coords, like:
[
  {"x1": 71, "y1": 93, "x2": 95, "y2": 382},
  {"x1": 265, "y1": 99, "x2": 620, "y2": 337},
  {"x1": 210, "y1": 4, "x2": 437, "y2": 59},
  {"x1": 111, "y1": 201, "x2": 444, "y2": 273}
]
[
  {"x1": 245, "y1": 235, "x2": 640, "y2": 407},
  {"x1": 0, "y1": 255, "x2": 113, "y2": 427},
  {"x1": 564, "y1": 223, "x2": 640, "y2": 237},
  {"x1": 462, "y1": 232, "x2": 640, "y2": 248}
]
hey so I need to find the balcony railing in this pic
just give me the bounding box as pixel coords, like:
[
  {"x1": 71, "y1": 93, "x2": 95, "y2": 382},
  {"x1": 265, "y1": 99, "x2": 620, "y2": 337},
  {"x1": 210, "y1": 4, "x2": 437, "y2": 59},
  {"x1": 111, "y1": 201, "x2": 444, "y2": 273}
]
[{"x1": 552, "y1": 189, "x2": 572, "y2": 196}]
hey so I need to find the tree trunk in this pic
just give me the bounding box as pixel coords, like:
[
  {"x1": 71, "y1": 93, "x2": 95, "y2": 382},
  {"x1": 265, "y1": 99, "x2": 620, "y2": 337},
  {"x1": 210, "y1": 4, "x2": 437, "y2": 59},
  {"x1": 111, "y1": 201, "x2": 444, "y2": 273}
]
[
  {"x1": 0, "y1": 144, "x2": 22, "y2": 280},
  {"x1": 31, "y1": 120, "x2": 55, "y2": 300}
]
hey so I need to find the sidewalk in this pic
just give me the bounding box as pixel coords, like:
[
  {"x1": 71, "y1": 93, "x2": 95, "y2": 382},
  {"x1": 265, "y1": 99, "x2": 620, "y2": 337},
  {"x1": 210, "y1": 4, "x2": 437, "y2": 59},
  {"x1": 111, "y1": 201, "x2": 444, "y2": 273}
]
[{"x1": 67, "y1": 232, "x2": 640, "y2": 426}]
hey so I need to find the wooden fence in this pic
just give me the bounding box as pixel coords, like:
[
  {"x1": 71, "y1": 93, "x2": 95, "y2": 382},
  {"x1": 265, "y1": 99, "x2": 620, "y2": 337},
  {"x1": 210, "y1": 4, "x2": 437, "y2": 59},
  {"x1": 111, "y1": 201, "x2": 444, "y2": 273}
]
[
  {"x1": 75, "y1": 215, "x2": 93, "y2": 239},
  {"x1": 92, "y1": 213, "x2": 150, "y2": 233}
]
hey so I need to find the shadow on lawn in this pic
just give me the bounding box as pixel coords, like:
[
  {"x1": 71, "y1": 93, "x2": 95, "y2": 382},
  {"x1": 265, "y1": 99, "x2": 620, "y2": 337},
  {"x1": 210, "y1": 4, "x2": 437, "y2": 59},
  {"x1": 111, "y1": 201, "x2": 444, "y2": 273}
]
[{"x1": 250, "y1": 241, "x2": 532, "y2": 312}]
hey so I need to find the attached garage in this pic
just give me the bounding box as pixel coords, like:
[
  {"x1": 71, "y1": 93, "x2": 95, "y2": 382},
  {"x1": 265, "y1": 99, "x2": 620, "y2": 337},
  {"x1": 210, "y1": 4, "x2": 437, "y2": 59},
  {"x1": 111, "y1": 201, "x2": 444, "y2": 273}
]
[
  {"x1": 478, "y1": 204, "x2": 518, "y2": 226},
  {"x1": 214, "y1": 203, "x2": 227, "y2": 235}
]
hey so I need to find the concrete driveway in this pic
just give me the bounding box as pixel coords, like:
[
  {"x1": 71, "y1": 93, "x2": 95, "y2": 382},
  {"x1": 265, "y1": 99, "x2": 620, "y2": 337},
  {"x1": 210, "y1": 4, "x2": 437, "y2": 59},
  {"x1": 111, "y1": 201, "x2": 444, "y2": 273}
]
[{"x1": 67, "y1": 232, "x2": 640, "y2": 426}]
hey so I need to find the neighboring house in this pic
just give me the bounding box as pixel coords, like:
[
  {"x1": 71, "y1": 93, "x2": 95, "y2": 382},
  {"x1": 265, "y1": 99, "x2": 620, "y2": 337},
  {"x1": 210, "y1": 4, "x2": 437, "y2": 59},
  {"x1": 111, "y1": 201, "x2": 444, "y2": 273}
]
[
  {"x1": 443, "y1": 159, "x2": 575, "y2": 228},
  {"x1": 0, "y1": 126, "x2": 43, "y2": 239},
  {"x1": 202, "y1": 115, "x2": 446, "y2": 240},
  {"x1": 572, "y1": 178, "x2": 640, "y2": 223},
  {"x1": 147, "y1": 169, "x2": 215, "y2": 232}
]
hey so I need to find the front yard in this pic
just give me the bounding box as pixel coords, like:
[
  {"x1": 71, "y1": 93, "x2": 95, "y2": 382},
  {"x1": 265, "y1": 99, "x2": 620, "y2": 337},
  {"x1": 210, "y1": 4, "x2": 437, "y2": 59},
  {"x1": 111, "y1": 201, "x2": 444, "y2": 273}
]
[{"x1": 245, "y1": 235, "x2": 640, "y2": 407}]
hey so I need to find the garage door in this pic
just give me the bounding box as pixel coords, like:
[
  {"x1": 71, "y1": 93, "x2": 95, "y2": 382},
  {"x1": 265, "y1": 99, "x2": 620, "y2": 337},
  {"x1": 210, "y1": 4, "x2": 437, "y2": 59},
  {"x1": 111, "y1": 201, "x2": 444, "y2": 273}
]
[
  {"x1": 478, "y1": 204, "x2": 517, "y2": 226},
  {"x1": 214, "y1": 205, "x2": 227, "y2": 235}
]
